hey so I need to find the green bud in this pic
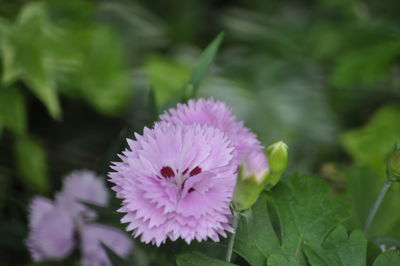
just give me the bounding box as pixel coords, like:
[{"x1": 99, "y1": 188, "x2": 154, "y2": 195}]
[
  {"x1": 264, "y1": 141, "x2": 288, "y2": 190},
  {"x1": 233, "y1": 150, "x2": 269, "y2": 211},
  {"x1": 233, "y1": 141, "x2": 288, "y2": 212},
  {"x1": 387, "y1": 144, "x2": 400, "y2": 182}
]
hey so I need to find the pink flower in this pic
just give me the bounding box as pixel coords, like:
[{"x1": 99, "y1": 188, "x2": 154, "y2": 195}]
[
  {"x1": 26, "y1": 197, "x2": 75, "y2": 262},
  {"x1": 26, "y1": 170, "x2": 133, "y2": 265},
  {"x1": 56, "y1": 170, "x2": 109, "y2": 220},
  {"x1": 81, "y1": 224, "x2": 133, "y2": 266},
  {"x1": 160, "y1": 98, "x2": 262, "y2": 163},
  {"x1": 109, "y1": 122, "x2": 236, "y2": 245}
]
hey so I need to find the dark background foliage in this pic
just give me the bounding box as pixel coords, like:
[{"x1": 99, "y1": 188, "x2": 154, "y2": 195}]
[{"x1": 0, "y1": 0, "x2": 400, "y2": 265}]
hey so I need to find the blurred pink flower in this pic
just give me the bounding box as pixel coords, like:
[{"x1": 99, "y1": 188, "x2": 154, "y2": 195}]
[
  {"x1": 160, "y1": 98, "x2": 263, "y2": 163},
  {"x1": 109, "y1": 122, "x2": 236, "y2": 245},
  {"x1": 81, "y1": 224, "x2": 133, "y2": 266},
  {"x1": 26, "y1": 197, "x2": 75, "y2": 261},
  {"x1": 26, "y1": 170, "x2": 133, "y2": 265},
  {"x1": 56, "y1": 170, "x2": 109, "y2": 220}
]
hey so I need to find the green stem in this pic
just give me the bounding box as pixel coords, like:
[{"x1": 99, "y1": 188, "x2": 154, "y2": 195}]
[
  {"x1": 225, "y1": 211, "x2": 240, "y2": 263},
  {"x1": 364, "y1": 181, "x2": 392, "y2": 233}
]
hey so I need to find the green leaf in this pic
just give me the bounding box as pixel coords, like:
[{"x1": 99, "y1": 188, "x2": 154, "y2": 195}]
[
  {"x1": 239, "y1": 208, "x2": 254, "y2": 236},
  {"x1": 23, "y1": 62, "x2": 60, "y2": 120},
  {"x1": 341, "y1": 104, "x2": 400, "y2": 176},
  {"x1": 0, "y1": 86, "x2": 26, "y2": 134},
  {"x1": 187, "y1": 32, "x2": 224, "y2": 96},
  {"x1": 73, "y1": 27, "x2": 131, "y2": 115},
  {"x1": 235, "y1": 174, "x2": 349, "y2": 265},
  {"x1": 303, "y1": 226, "x2": 367, "y2": 266},
  {"x1": 346, "y1": 167, "x2": 400, "y2": 239},
  {"x1": 332, "y1": 41, "x2": 400, "y2": 88},
  {"x1": 273, "y1": 175, "x2": 349, "y2": 263},
  {"x1": 268, "y1": 254, "x2": 300, "y2": 266},
  {"x1": 176, "y1": 251, "x2": 237, "y2": 266},
  {"x1": 1, "y1": 2, "x2": 61, "y2": 119},
  {"x1": 372, "y1": 250, "x2": 400, "y2": 266},
  {"x1": 143, "y1": 32, "x2": 223, "y2": 107},
  {"x1": 14, "y1": 135, "x2": 48, "y2": 192},
  {"x1": 342, "y1": 105, "x2": 400, "y2": 238},
  {"x1": 145, "y1": 55, "x2": 190, "y2": 108},
  {"x1": 367, "y1": 241, "x2": 383, "y2": 266},
  {"x1": 235, "y1": 194, "x2": 279, "y2": 266}
]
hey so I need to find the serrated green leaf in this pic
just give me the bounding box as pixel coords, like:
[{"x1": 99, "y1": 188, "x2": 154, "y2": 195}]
[
  {"x1": 176, "y1": 251, "x2": 237, "y2": 266},
  {"x1": 303, "y1": 226, "x2": 367, "y2": 266},
  {"x1": 14, "y1": 135, "x2": 48, "y2": 192},
  {"x1": 372, "y1": 250, "x2": 400, "y2": 266},
  {"x1": 273, "y1": 175, "x2": 349, "y2": 263},
  {"x1": 235, "y1": 195, "x2": 279, "y2": 266},
  {"x1": 24, "y1": 64, "x2": 60, "y2": 119},
  {"x1": 235, "y1": 175, "x2": 349, "y2": 265},
  {"x1": 341, "y1": 104, "x2": 400, "y2": 176},
  {"x1": 188, "y1": 32, "x2": 224, "y2": 95},
  {"x1": 0, "y1": 86, "x2": 26, "y2": 134},
  {"x1": 1, "y1": 2, "x2": 61, "y2": 119}
]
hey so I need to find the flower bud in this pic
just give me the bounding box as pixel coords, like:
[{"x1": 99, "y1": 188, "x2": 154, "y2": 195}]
[
  {"x1": 233, "y1": 150, "x2": 269, "y2": 211},
  {"x1": 233, "y1": 141, "x2": 288, "y2": 212},
  {"x1": 242, "y1": 150, "x2": 270, "y2": 184},
  {"x1": 264, "y1": 141, "x2": 288, "y2": 190},
  {"x1": 387, "y1": 145, "x2": 400, "y2": 182}
]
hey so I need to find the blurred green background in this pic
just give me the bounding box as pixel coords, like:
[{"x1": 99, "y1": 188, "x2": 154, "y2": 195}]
[{"x1": 1, "y1": 0, "x2": 400, "y2": 265}]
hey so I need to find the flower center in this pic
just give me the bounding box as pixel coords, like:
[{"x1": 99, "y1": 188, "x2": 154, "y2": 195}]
[
  {"x1": 159, "y1": 166, "x2": 202, "y2": 193},
  {"x1": 160, "y1": 166, "x2": 175, "y2": 178}
]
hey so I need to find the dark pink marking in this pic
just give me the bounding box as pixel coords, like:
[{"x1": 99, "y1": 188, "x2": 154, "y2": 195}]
[
  {"x1": 189, "y1": 166, "x2": 202, "y2": 177},
  {"x1": 160, "y1": 166, "x2": 175, "y2": 178},
  {"x1": 182, "y1": 168, "x2": 188, "y2": 175},
  {"x1": 188, "y1": 188, "x2": 195, "y2": 193}
]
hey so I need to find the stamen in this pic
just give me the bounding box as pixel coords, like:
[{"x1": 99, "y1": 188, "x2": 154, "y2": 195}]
[{"x1": 189, "y1": 166, "x2": 202, "y2": 177}]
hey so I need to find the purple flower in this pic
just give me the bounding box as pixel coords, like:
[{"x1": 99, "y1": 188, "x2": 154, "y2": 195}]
[
  {"x1": 26, "y1": 197, "x2": 75, "y2": 262},
  {"x1": 26, "y1": 170, "x2": 133, "y2": 265},
  {"x1": 81, "y1": 224, "x2": 133, "y2": 266},
  {"x1": 160, "y1": 98, "x2": 262, "y2": 163},
  {"x1": 56, "y1": 170, "x2": 109, "y2": 220},
  {"x1": 109, "y1": 122, "x2": 236, "y2": 245}
]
